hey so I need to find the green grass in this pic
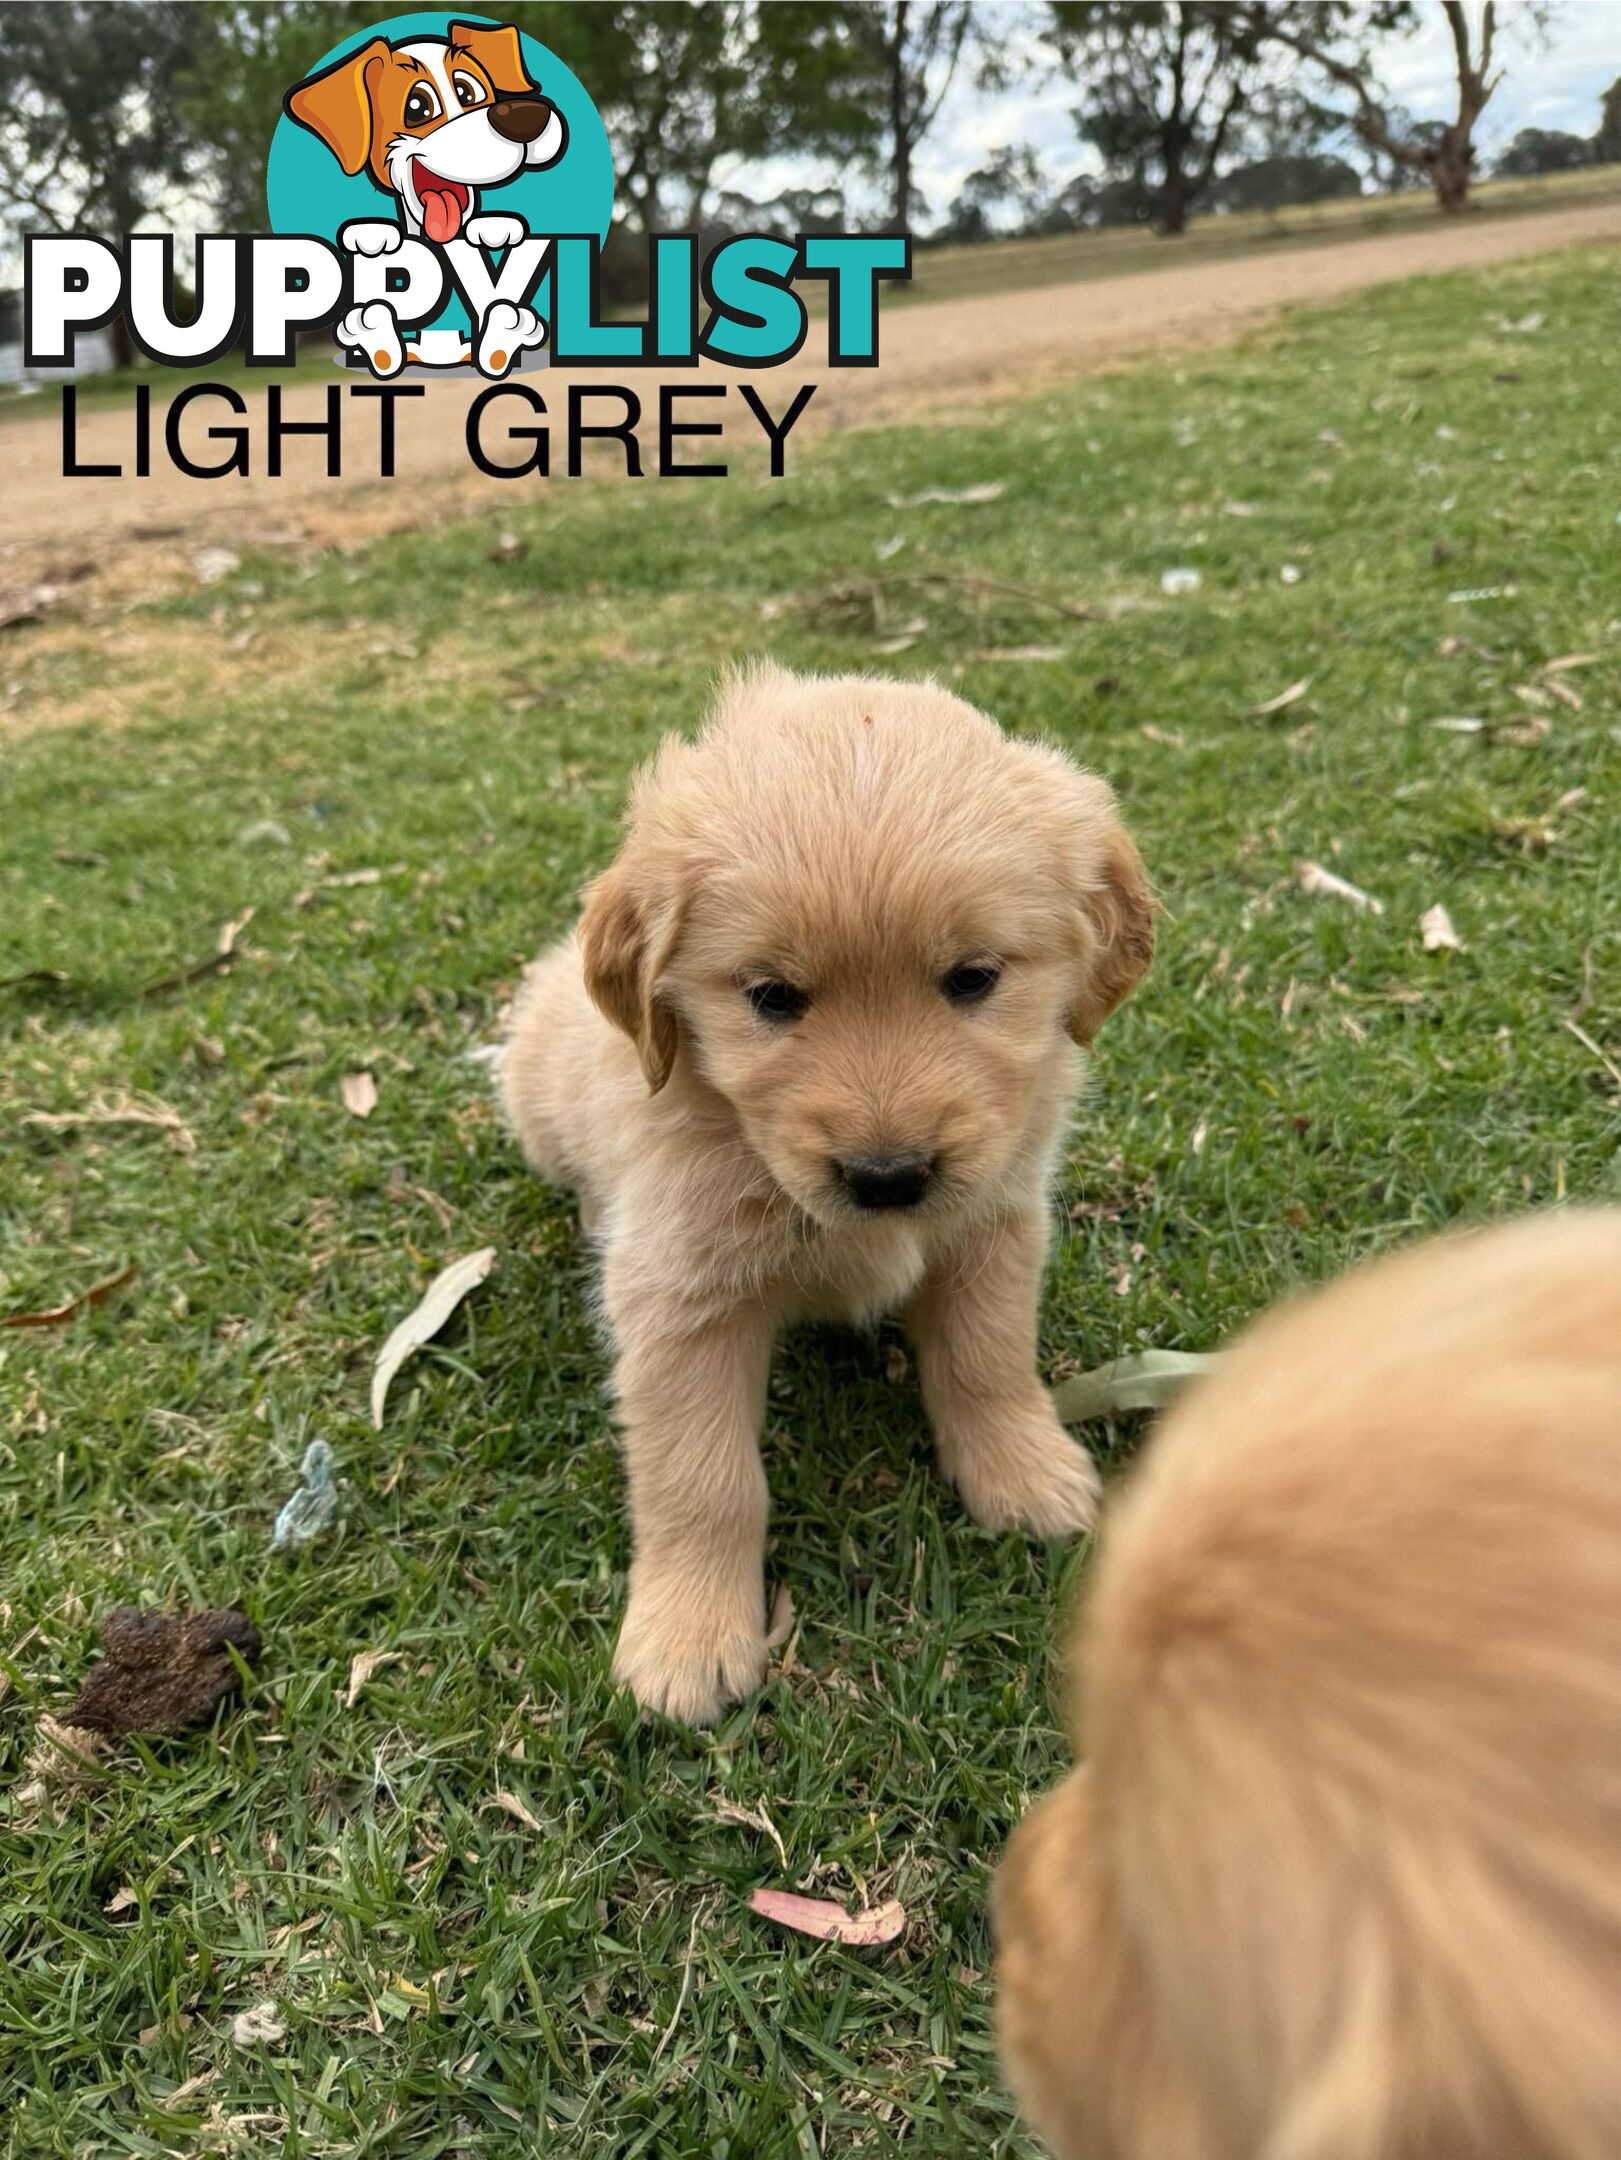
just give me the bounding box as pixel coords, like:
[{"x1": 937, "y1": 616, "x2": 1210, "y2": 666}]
[{"x1": 2, "y1": 244, "x2": 1618, "y2": 2158}]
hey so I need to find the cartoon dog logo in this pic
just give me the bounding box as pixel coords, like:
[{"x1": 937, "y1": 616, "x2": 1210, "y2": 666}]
[{"x1": 285, "y1": 19, "x2": 567, "y2": 375}]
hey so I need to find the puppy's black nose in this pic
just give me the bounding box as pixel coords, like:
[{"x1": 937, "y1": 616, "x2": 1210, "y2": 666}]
[
  {"x1": 489, "y1": 94, "x2": 554, "y2": 144},
  {"x1": 838, "y1": 1153, "x2": 934, "y2": 1212}
]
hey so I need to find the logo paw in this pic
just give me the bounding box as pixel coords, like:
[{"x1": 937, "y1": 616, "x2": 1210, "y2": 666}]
[
  {"x1": 476, "y1": 299, "x2": 547, "y2": 379},
  {"x1": 339, "y1": 221, "x2": 403, "y2": 258},
  {"x1": 337, "y1": 300, "x2": 405, "y2": 378}
]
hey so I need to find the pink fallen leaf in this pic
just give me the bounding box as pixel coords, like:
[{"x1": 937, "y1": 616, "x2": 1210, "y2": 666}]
[{"x1": 748, "y1": 1888, "x2": 907, "y2": 1947}]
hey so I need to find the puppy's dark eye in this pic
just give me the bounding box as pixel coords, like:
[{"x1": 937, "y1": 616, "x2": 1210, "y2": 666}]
[
  {"x1": 404, "y1": 85, "x2": 440, "y2": 126},
  {"x1": 747, "y1": 980, "x2": 809, "y2": 1024},
  {"x1": 942, "y1": 961, "x2": 1000, "y2": 1005},
  {"x1": 452, "y1": 71, "x2": 485, "y2": 109}
]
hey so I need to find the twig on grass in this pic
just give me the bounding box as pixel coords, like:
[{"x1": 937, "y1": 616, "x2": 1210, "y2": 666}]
[
  {"x1": 652, "y1": 1901, "x2": 709, "y2": 2065},
  {"x1": 1562, "y1": 1017, "x2": 1621, "y2": 1091}
]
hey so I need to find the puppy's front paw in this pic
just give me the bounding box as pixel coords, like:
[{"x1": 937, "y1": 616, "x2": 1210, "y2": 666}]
[
  {"x1": 465, "y1": 211, "x2": 528, "y2": 250},
  {"x1": 339, "y1": 220, "x2": 402, "y2": 257},
  {"x1": 944, "y1": 1404, "x2": 1101, "y2": 1539},
  {"x1": 612, "y1": 1562, "x2": 766, "y2": 1725},
  {"x1": 336, "y1": 300, "x2": 403, "y2": 377},
  {"x1": 476, "y1": 298, "x2": 547, "y2": 378}
]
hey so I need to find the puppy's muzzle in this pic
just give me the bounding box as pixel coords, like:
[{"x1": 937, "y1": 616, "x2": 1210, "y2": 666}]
[
  {"x1": 837, "y1": 1152, "x2": 935, "y2": 1212},
  {"x1": 490, "y1": 94, "x2": 557, "y2": 144}
]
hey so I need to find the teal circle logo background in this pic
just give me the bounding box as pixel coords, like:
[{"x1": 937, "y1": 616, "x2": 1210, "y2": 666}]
[{"x1": 266, "y1": 11, "x2": 614, "y2": 341}]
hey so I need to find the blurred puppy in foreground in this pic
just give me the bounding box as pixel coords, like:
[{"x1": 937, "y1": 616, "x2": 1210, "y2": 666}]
[
  {"x1": 502, "y1": 665, "x2": 1152, "y2": 1722},
  {"x1": 996, "y1": 1210, "x2": 1621, "y2": 2160}
]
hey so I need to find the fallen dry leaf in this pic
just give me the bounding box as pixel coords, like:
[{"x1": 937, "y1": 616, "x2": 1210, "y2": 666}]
[
  {"x1": 1296, "y1": 860, "x2": 1385, "y2": 915},
  {"x1": 1420, "y1": 904, "x2": 1465, "y2": 952},
  {"x1": 713, "y1": 1797, "x2": 788, "y2": 1870},
  {"x1": 748, "y1": 1889, "x2": 907, "y2": 1947},
  {"x1": 345, "y1": 1648, "x2": 402, "y2": 1708},
  {"x1": 489, "y1": 1788, "x2": 544, "y2": 1834},
  {"x1": 764, "y1": 1583, "x2": 796, "y2": 1650},
  {"x1": 15, "y1": 1716, "x2": 107, "y2": 1809},
  {"x1": 884, "y1": 481, "x2": 1004, "y2": 508},
  {"x1": 23, "y1": 1093, "x2": 194, "y2": 1154},
  {"x1": 1251, "y1": 677, "x2": 1311, "y2": 717},
  {"x1": 237, "y1": 819, "x2": 291, "y2": 848},
  {"x1": 342, "y1": 1071, "x2": 378, "y2": 1119},
  {"x1": 103, "y1": 1886, "x2": 139, "y2": 1916},
  {"x1": 1052, "y1": 1350, "x2": 1219, "y2": 1422},
  {"x1": 970, "y1": 644, "x2": 1066, "y2": 663},
  {"x1": 2, "y1": 1264, "x2": 136, "y2": 1330},
  {"x1": 371, "y1": 1247, "x2": 498, "y2": 1428}
]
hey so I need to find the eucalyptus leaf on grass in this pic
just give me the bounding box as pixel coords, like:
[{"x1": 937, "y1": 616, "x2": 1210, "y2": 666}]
[{"x1": 1053, "y1": 1350, "x2": 1220, "y2": 1423}]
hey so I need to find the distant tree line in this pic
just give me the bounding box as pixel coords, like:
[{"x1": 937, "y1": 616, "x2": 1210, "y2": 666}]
[{"x1": 0, "y1": 0, "x2": 1612, "y2": 311}]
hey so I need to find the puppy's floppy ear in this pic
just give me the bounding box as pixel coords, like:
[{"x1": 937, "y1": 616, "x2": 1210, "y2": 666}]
[
  {"x1": 285, "y1": 38, "x2": 388, "y2": 176},
  {"x1": 1069, "y1": 820, "x2": 1155, "y2": 1047},
  {"x1": 449, "y1": 20, "x2": 535, "y2": 94},
  {"x1": 578, "y1": 857, "x2": 686, "y2": 1093}
]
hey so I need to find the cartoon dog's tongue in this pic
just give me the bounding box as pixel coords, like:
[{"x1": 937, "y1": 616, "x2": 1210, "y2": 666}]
[{"x1": 413, "y1": 163, "x2": 467, "y2": 243}]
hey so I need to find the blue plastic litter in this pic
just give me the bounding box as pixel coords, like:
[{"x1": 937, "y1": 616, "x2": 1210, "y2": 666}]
[{"x1": 270, "y1": 1439, "x2": 340, "y2": 1551}]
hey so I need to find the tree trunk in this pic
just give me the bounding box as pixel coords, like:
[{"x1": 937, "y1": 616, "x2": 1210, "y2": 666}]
[
  {"x1": 889, "y1": 5, "x2": 911, "y2": 229},
  {"x1": 1429, "y1": 133, "x2": 1473, "y2": 213},
  {"x1": 107, "y1": 307, "x2": 136, "y2": 372},
  {"x1": 1158, "y1": 174, "x2": 1190, "y2": 234}
]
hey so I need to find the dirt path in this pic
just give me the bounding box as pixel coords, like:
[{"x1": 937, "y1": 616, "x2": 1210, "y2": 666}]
[{"x1": 5, "y1": 198, "x2": 1617, "y2": 607}]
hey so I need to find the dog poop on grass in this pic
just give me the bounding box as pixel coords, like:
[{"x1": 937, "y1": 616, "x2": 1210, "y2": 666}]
[{"x1": 67, "y1": 1606, "x2": 261, "y2": 1737}]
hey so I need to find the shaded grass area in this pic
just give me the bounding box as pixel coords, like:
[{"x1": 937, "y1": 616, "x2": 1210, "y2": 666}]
[{"x1": 2, "y1": 244, "x2": 1618, "y2": 2157}]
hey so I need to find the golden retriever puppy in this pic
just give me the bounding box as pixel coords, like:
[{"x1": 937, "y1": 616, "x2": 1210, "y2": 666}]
[
  {"x1": 996, "y1": 1210, "x2": 1621, "y2": 2160},
  {"x1": 501, "y1": 663, "x2": 1153, "y2": 1722}
]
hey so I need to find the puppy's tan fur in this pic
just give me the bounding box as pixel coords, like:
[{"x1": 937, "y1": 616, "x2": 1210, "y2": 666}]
[
  {"x1": 502, "y1": 665, "x2": 1152, "y2": 1722},
  {"x1": 995, "y1": 1211, "x2": 1621, "y2": 2160}
]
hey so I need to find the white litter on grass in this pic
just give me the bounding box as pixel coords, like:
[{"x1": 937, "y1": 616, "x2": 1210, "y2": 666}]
[
  {"x1": 1279, "y1": 564, "x2": 1304, "y2": 585},
  {"x1": 230, "y1": 2003, "x2": 286, "y2": 2047},
  {"x1": 1297, "y1": 860, "x2": 1385, "y2": 914},
  {"x1": 1160, "y1": 567, "x2": 1202, "y2": 595},
  {"x1": 873, "y1": 534, "x2": 907, "y2": 561},
  {"x1": 237, "y1": 819, "x2": 291, "y2": 848},
  {"x1": 192, "y1": 547, "x2": 240, "y2": 585},
  {"x1": 371, "y1": 1247, "x2": 498, "y2": 1428},
  {"x1": 1421, "y1": 904, "x2": 1465, "y2": 952}
]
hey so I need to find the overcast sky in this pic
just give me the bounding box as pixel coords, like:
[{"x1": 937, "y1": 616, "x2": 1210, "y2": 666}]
[{"x1": 724, "y1": 0, "x2": 1621, "y2": 223}]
